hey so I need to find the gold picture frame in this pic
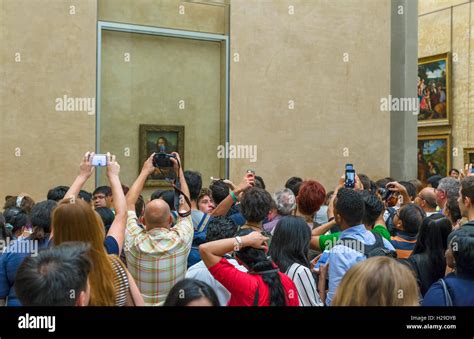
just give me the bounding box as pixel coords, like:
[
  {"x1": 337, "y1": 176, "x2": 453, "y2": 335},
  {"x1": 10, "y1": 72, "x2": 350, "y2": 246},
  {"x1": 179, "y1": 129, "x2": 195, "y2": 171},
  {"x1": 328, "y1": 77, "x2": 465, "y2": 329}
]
[
  {"x1": 463, "y1": 147, "x2": 474, "y2": 166},
  {"x1": 139, "y1": 124, "x2": 185, "y2": 187},
  {"x1": 417, "y1": 52, "x2": 450, "y2": 127},
  {"x1": 417, "y1": 133, "x2": 451, "y2": 183}
]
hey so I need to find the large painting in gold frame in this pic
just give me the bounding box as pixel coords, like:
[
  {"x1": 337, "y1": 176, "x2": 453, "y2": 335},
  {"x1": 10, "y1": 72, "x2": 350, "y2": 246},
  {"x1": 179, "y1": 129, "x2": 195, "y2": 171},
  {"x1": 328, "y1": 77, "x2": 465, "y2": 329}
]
[
  {"x1": 417, "y1": 134, "x2": 451, "y2": 184},
  {"x1": 417, "y1": 53, "x2": 450, "y2": 126}
]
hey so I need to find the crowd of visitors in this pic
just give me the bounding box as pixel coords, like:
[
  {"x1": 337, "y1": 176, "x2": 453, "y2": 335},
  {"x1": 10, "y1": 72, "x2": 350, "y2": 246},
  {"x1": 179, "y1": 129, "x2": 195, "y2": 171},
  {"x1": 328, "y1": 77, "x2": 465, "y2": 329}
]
[{"x1": 1, "y1": 152, "x2": 473, "y2": 307}]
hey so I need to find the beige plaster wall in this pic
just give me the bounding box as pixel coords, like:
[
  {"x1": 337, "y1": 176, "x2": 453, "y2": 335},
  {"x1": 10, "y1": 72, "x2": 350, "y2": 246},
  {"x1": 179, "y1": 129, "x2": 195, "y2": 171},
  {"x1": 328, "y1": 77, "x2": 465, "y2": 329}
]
[
  {"x1": 0, "y1": 0, "x2": 97, "y2": 202},
  {"x1": 418, "y1": 0, "x2": 474, "y2": 170},
  {"x1": 229, "y1": 0, "x2": 392, "y2": 194},
  {"x1": 99, "y1": 31, "x2": 223, "y2": 199},
  {"x1": 1, "y1": 0, "x2": 395, "y2": 202},
  {"x1": 98, "y1": 0, "x2": 228, "y2": 34}
]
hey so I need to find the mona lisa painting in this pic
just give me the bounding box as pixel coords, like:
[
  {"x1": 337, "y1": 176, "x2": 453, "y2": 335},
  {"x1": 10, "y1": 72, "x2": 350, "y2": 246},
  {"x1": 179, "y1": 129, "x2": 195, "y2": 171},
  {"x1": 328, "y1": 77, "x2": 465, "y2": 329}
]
[{"x1": 139, "y1": 124, "x2": 185, "y2": 187}]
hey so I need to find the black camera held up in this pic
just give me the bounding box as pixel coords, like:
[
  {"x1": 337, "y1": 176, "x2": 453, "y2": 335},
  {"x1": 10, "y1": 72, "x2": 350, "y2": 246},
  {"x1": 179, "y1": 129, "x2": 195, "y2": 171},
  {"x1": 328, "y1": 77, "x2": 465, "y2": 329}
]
[{"x1": 152, "y1": 152, "x2": 176, "y2": 168}]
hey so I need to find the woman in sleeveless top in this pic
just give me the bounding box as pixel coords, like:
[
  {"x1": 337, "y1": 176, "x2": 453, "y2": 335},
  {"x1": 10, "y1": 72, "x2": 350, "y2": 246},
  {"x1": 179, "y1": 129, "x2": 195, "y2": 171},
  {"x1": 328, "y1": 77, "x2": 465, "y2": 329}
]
[
  {"x1": 52, "y1": 199, "x2": 144, "y2": 306},
  {"x1": 51, "y1": 153, "x2": 143, "y2": 306}
]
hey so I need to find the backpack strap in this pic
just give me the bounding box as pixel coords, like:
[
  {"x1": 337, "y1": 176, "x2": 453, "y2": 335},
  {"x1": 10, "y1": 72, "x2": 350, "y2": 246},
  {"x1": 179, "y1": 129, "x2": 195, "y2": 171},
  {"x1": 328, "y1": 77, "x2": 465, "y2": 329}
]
[
  {"x1": 337, "y1": 237, "x2": 365, "y2": 254},
  {"x1": 363, "y1": 232, "x2": 384, "y2": 257},
  {"x1": 338, "y1": 233, "x2": 386, "y2": 257},
  {"x1": 196, "y1": 213, "x2": 211, "y2": 233},
  {"x1": 439, "y1": 278, "x2": 453, "y2": 306}
]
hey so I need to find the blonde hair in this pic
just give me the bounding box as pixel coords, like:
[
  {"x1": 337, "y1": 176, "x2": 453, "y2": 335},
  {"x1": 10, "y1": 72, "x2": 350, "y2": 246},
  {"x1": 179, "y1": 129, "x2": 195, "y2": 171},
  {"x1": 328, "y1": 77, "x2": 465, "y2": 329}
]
[
  {"x1": 332, "y1": 257, "x2": 419, "y2": 306},
  {"x1": 52, "y1": 199, "x2": 116, "y2": 306}
]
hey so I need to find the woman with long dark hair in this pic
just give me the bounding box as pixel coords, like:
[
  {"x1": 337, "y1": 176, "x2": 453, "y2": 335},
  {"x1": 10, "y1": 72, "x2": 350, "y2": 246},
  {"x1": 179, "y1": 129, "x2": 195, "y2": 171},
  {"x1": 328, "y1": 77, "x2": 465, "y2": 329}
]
[
  {"x1": 400, "y1": 214, "x2": 452, "y2": 296},
  {"x1": 422, "y1": 228, "x2": 474, "y2": 306},
  {"x1": 199, "y1": 229, "x2": 299, "y2": 306},
  {"x1": 270, "y1": 216, "x2": 323, "y2": 306},
  {"x1": 164, "y1": 279, "x2": 219, "y2": 306}
]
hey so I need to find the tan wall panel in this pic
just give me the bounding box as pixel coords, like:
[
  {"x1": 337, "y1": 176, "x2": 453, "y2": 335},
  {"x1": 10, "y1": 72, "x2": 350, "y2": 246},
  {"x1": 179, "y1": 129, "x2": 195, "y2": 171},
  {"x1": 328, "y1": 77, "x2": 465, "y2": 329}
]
[
  {"x1": 99, "y1": 31, "x2": 223, "y2": 199},
  {"x1": 418, "y1": 1, "x2": 474, "y2": 171},
  {"x1": 469, "y1": 3, "x2": 474, "y2": 148},
  {"x1": 229, "y1": 0, "x2": 391, "y2": 194},
  {"x1": 452, "y1": 4, "x2": 470, "y2": 169},
  {"x1": 98, "y1": 0, "x2": 227, "y2": 34},
  {"x1": 0, "y1": 0, "x2": 97, "y2": 202},
  {"x1": 418, "y1": 8, "x2": 451, "y2": 58},
  {"x1": 419, "y1": 0, "x2": 469, "y2": 15}
]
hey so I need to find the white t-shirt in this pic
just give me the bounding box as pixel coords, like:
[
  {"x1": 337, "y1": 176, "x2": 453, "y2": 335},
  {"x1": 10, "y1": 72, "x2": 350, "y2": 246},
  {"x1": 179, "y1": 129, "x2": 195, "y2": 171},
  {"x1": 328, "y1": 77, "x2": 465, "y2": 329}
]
[
  {"x1": 285, "y1": 263, "x2": 323, "y2": 306},
  {"x1": 186, "y1": 258, "x2": 247, "y2": 306}
]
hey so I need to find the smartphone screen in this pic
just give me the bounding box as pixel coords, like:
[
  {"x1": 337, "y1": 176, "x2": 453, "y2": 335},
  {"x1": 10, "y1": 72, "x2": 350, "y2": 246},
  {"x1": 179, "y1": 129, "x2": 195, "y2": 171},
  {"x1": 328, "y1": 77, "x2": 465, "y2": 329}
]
[
  {"x1": 315, "y1": 251, "x2": 330, "y2": 270},
  {"x1": 345, "y1": 169, "x2": 355, "y2": 188},
  {"x1": 91, "y1": 154, "x2": 107, "y2": 166}
]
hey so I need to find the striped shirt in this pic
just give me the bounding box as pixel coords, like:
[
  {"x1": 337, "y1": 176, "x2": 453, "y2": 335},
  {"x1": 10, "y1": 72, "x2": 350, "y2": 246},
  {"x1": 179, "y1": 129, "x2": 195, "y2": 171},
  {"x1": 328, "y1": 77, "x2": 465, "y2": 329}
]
[
  {"x1": 110, "y1": 256, "x2": 129, "y2": 306},
  {"x1": 285, "y1": 263, "x2": 323, "y2": 306},
  {"x1": 390, "y1": 231, "x2": 417, "y2": 259},
  {"x1": 124, "y1": 211, "x2": 193, "y2": 306}
]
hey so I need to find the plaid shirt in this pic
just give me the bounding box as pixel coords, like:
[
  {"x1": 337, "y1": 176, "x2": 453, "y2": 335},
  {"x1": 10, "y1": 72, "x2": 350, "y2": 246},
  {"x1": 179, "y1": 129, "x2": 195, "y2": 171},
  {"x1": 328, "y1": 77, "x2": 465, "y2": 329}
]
[{"x1": 125, "y1": 211, "x2": 193, "y2": 306}]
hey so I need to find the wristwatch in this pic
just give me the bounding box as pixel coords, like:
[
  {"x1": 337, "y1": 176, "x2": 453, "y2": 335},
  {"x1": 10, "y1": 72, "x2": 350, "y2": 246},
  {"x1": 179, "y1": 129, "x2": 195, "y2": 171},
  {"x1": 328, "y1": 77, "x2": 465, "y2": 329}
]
[{"x1": 234, "y1": 236, "x2": 243, "y2": 251}]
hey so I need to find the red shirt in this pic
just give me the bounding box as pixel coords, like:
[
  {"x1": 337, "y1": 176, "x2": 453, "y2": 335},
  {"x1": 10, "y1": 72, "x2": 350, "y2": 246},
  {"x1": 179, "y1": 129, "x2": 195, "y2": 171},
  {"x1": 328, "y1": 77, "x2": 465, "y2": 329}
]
[{"x1": 208, "y1": 257, "x2": 300, "y2": 306}]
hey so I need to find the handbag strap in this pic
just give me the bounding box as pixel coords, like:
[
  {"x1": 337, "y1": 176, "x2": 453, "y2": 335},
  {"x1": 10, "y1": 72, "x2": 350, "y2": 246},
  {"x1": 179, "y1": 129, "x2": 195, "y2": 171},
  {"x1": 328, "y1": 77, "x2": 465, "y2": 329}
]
[{"x1": 439, "y1": 278, "x2": 453, "y2": 306}]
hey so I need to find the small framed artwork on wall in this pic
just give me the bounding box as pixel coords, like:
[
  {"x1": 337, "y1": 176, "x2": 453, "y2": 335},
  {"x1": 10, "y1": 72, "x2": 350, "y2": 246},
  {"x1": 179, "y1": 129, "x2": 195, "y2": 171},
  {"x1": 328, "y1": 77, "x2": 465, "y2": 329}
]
[{"x1": 139, "y1": 124, "x2": 185, "y2": 187}]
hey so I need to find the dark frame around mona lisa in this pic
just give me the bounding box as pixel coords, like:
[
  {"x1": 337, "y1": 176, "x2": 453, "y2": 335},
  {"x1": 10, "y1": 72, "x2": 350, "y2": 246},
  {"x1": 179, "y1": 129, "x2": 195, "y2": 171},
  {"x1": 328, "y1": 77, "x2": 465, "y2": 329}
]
[{"x1": 139, "y1": 124, "x2": 185, "y2": 187}]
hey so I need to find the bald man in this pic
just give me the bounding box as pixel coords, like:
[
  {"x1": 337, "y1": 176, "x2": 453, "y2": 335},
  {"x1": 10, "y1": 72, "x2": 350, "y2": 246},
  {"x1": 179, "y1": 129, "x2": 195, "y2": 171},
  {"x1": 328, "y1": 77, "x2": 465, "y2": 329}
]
[
  {"x1": 414, "y1": 187, "x2": 439, "y2": 217},
  {"x1": 124, "y1": 152, "x2": 192, "y2": 306}
]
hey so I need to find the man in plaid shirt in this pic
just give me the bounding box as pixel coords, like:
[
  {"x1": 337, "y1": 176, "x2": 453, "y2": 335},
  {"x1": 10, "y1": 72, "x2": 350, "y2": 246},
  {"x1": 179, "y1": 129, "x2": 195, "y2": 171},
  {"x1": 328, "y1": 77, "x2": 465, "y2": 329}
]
[{"x1": 125, "y1": 152, "x2": 193, "y2": 306}]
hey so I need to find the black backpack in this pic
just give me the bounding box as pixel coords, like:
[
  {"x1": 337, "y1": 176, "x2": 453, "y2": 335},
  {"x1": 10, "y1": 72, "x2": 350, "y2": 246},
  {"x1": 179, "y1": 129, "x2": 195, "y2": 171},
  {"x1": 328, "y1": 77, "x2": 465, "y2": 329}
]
[{"x1": 338, "y1": 232, "x2": 397, "y2": 258}]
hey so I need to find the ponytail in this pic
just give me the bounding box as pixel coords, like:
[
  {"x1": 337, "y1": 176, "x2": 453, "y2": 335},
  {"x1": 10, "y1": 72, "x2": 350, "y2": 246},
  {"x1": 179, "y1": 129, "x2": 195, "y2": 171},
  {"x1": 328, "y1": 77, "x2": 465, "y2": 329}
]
[
  {"x1": 235, "y1": 229, "x2": 288, "y2": 306},
  {"x1": 251, "y1": 260, "x2": 287, "y2": 306}
]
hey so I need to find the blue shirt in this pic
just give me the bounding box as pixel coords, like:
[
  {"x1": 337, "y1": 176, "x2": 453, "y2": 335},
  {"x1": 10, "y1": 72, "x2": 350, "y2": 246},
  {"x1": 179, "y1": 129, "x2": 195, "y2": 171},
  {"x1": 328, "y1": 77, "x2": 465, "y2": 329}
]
[
  {"x1": 326, "y1": 224, "x2": 395, "y2": 306},
  {"x1": 0, "y1": 237, "x2": 51, "y2": 306},
  {"x1": 422, "y1": 273, "x2": 474, "y2": 306},
  {"x1": 0, "y1": 235, "x2": 119, "y2": 306}
]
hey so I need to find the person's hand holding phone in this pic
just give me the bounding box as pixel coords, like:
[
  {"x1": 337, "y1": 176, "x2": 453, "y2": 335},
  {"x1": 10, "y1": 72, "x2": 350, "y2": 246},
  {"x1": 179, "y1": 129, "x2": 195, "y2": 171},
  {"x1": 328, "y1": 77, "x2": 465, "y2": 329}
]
[
  {"x1": 386, "y1": 181, "x2": 410, "y2": 205},
  {"x1": 106, "y1": 152, "x2": 120, "y2": 178},
  {"x1": 354, "y1": 174, "x2": 364, "y2": 191},
  {"x1": 234, "y1": 172, "x2": 255, "y2": 196},
  {"x1": 79, "y1": 151, "x2": 95, "y2": 179}
]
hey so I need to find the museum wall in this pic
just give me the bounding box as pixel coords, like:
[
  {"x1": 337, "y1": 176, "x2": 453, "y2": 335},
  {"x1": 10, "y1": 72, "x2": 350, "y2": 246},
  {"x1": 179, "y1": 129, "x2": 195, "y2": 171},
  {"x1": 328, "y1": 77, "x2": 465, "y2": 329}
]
[
  {"x1": 99, "y1": 31, "x2": 223, "y2": 199},
  {"x1": 228, "y1": 0, "x2": 391, "y2": 193},
  {"x1": 0, "y1": 0, "x2": 97, "y2": 201},
  {"x1": 418, "y1": 0, "x2": 474, "y2": 170},
  {"x1": 1, "y1": 0, "x2": 396, "y2": 201}
]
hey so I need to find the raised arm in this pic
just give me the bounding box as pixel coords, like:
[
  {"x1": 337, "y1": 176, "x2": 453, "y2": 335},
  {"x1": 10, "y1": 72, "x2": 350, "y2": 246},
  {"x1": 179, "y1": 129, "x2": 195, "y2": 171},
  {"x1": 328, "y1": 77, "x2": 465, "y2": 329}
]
[
  {"x1": 199, "y1": 231, "x2": 268, "y2": 268},
  {"x1": 64, "y1": 152, "x2": 95, "y2": 200},
  {"x1": 170, "y1": 152, "x2": 191, "y2": 214},
  {"x1": 210, "y1": 173, "x2": 255, "y2": 217},
  {"x1": 105, "y1": 153, "x2": 127, "y2": 254},
  {"x1": 387, "y1": 181, "x2": 411, "y2": 206},
  {"x1": 126, "y1": 153, "x2": 155, "y2": 211}
]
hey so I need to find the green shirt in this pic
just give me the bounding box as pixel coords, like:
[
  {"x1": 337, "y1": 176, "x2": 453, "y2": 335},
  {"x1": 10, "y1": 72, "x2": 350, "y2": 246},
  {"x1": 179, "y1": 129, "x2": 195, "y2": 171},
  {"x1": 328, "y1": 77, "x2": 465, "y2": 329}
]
[{"x1": 318, "y1": 224, "x2": 391, "y2": 251}]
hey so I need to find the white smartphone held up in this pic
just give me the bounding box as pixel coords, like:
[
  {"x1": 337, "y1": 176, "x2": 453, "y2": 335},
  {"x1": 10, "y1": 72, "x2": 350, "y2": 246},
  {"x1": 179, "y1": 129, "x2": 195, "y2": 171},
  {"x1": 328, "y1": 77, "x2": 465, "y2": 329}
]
[{"x1": 91, "y1": 154, "x2": 107, "y2": 167}]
